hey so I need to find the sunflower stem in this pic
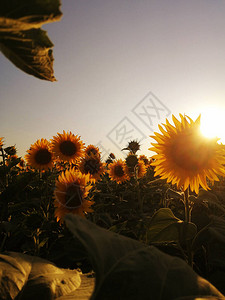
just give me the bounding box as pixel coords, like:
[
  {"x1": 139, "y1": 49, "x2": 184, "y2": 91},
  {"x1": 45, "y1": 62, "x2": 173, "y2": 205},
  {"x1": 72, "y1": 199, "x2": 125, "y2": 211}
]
[
  {"x1": 184, "y1": 187, "x2": 193, "y2": 266},
  {"x1": 184, "y1": 188, "x2": 190, "y2": 223},
  {"x1": 1, "y1": 147, "x2": 8, "y2": 187}
]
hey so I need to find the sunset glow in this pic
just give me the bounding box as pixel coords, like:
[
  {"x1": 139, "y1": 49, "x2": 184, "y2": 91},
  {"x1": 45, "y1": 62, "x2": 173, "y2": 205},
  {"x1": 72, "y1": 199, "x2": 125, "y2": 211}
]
[{"x1": 200, "y1": 107, "x2": 225, "y2": 143}]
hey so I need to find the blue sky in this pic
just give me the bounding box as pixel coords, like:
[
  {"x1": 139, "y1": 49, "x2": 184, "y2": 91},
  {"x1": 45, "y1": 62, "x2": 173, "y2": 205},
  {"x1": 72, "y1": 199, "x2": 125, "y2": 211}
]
[{"x1": 1, "y1": 0, "x2": 225, "y2": 160}]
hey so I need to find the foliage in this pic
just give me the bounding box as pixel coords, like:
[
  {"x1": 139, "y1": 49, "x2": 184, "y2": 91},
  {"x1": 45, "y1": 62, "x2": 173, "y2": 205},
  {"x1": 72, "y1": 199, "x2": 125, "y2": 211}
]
[
  {"x1": 1, "y1": 136, "x2": 225, "y2": 297},
  {"x1": 0, "y1": 0, "x2": 62, "y2": 81},
  {"x1": 64, "y1": 214, "x2": 224, "y2": 300},
  {"x1": 0, "y1": 251, "x2": 94, "y2": 299}
]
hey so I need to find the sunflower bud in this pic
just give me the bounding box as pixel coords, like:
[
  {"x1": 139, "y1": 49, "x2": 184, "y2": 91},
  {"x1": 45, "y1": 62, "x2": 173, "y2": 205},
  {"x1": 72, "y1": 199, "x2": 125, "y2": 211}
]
[{"x1": 122, "y1": 140, "x2": 140, "y2": 154}]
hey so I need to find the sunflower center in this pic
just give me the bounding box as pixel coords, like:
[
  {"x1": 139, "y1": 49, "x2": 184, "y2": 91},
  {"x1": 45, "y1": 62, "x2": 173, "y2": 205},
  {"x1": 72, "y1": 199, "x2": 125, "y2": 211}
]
[
  {"x1": 60, "y1": 141, "x2": 77, "y2": 156},
  {"x1": 114, "y1": 165, "x2": 125, "y2": 177},
  {"x1": 126, "y1": 155, "x2": 138, "y2": 168},
  {"x1": 65, "y1": 184, "x2": 83, "y2": 208},
  {"x1": 83, "y1": 158, "x2": 100, "y2": 174},
  {"x1": 87, "y1": 149, "x2": 98, "y2": 156},
  {"x1": 171, "y1": 133, "x2": 212, "y2": 171},
  {"x1": 35, "y1": 149, "x2": 52, "y2": 165}
]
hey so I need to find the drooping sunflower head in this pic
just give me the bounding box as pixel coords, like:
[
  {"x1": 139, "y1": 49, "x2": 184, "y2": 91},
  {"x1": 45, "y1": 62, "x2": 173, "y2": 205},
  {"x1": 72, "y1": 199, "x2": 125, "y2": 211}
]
[
  {"x1": 84, "y1": 144, "x2": 101, "y2": 159},
  {"x1": 125, "y1": 153, "x2": 139, "y2": 172},
  {"x1": 108, "y1": 159, "x2": 130, "y2": 184},
  {"x1": 79, "y1": 156, "x2": 105, "y2": 182},
  {"x1": 51, "y1": 131, "x2": 84, "y2": 163},
  {"x1": 122, "y1": 140, "x2": 141, "y2": 154},
  {"x1": 150, "y1": 114, "x2": 225, "y2": 194},
  {"x1": 25, "y1": 139, "x2": 54, "y2": 171},
  {"x1": 54, "y1": 168, "x2": 94, "y2": 222}
]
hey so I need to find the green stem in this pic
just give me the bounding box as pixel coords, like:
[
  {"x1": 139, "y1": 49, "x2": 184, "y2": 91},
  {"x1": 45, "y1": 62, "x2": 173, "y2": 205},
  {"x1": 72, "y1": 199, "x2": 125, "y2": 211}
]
[
  {"x1": 1, "y1": 147, "x2": 8, "y2": 187},
  {"x1": 183, "y1": 187, "x2": 193, "y2": 266},
  {"x1": 184, "y1": 188, "x2": 190, "y2": 223},
  {"x1": 137, "y1": 183, "x2": 143, "y2": 213}
]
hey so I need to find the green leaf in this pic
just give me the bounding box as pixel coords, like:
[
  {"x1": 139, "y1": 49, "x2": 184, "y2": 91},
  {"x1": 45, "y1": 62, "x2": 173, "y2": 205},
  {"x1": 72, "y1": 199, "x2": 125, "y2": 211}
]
[
  {"x1": 64, "y1": 214, "x2": 224, "y2": 300},
  {"x1": 147, "y1": 208, "x2": 197, "y2": 243},
  {"x1": 166, "y1": 188, "x2": 184, "y2": 199},
  {"x1": 0, "y1": 0, "x2": 62, "y2": 81},
  {"x1": 193, "y1": 215, "x2": 225, "y2": 267},
  {"x1": 197, "y1": 189, "x2": 225, "y2": 214},
  {"x1": 0, "y1": 252, "x2": 82, "y2": 299}
]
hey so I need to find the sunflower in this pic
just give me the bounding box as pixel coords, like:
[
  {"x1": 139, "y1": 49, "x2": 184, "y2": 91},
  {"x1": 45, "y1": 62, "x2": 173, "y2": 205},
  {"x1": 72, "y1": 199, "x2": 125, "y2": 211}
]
[
  {"x1": 51, "y1": 131, "x2": 84, "y2": 163},
  {"x1": 18, "y1": 158, "x2": 25, "y2": 169},
  {"x1": 150, "y1": 114, "x2": 225, "y2": 194},
  {"x1": 79, "y1": 156, "x2": 105, "y2": 182},
  {"x1": 108, "y1": 159, "x2": 130, "y2": 184},
  {"x1": 25, "y1": 139, "x2": 54, "y2": 171},
  {"x1": 84, "y1": 144, "x2": 100, "y2": 159},
  {"x1": 5, "y1": 154, "x2": 18, "y2": 166},
  {"x1": 54, "y1": 168, "x2": 93, "y2": 222},
  {"x1": 139, "y1": 155, "x2": 149, "y2": 166},
  {"x1": 125, "y1": 160, "x2": 147, "y2": 179},
  {"x1": 122, "y1": 140, "x2": 141, "y2": 154}
]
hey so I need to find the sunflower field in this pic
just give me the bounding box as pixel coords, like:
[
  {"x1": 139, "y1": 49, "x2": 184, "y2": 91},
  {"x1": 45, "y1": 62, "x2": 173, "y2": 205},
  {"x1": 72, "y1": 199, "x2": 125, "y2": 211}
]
[
  {"x1": 1, "y1": 114, "x2": 225, "y2": 299},
  {"x1": 2, "y1": 0, "x2": 225, "y2": 298}
]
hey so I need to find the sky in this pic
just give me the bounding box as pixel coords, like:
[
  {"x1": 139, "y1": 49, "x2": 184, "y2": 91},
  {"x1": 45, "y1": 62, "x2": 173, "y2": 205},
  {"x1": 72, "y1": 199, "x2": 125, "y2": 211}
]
[{"x1": 1, "y1": 0, "x2": 225, "y2": 161}]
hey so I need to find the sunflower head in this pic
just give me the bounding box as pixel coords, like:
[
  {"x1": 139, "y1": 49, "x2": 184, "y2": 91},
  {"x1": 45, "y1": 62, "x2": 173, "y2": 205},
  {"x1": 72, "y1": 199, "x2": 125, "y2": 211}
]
[
  {"x1": 150, "y1": 114, "x2": 225, "y2": 194},
  {"x1": 18, "y1": 158, "x2": 25, "y2": 169},
  {"x1": 139, "y1": 155, "x2": 149, "y2": 166},
  {"x1": 79, "y1": 156, "x2": 105, "y2": 182},
  {"x1": 125, "y1": 154, "x2": 138, "y2": 168},
  {"x1": 25, "y1": 139, "x2": 54, "y2": 171},
  {"x1": 54, "y1": 168, "x2": 94, "y2": 222},
  {"x1": 84, "y1": 144, "x2": 101, "y2": 159},
  {"x1": 122, "y1": 140, "x2": 141, "y2": 154},
  {"x1": 108, "y1": 159, "x2": 130, "y2": 184},
  {"x1": 51, "y1": 131, "x2": 84, "y2": 163},
  {"x1": 124, "y1": 160, "x2": 147, "y2": 179}
]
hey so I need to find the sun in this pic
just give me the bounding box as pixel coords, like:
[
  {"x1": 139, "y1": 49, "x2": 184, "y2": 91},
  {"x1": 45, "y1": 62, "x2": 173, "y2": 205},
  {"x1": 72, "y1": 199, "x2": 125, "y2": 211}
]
[{"x1": 200, "y1": 107, "x2": 225, "y2": 143}]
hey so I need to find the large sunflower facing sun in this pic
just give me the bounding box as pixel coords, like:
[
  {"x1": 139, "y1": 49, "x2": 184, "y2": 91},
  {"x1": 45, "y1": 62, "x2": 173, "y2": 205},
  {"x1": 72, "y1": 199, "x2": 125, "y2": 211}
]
[
  {"x1": 54, "y1": 168, "x2": 94, "y2": 222},
  {"x1": 25, "y1": 139, "x2": 54, "y2": 171},
  {"x1": 150, "y1": 114, "x2": 225, "y2": 194},
  {"x1": 51, "y1": 131, "x2": 84, "y2": 163}
]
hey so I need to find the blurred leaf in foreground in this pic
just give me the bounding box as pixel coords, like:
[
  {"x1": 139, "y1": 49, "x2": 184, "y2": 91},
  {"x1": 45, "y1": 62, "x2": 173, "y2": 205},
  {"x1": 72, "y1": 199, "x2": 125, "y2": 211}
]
[
  {"x1": 0, "y1": 251, "x2": 95, "y2": 300},
  {"x1": 65, "y1": 214, "x2": 224, "y2": 300},
  {"x1": 0, "y1": 0, "x2": 62, "y2": 81}
]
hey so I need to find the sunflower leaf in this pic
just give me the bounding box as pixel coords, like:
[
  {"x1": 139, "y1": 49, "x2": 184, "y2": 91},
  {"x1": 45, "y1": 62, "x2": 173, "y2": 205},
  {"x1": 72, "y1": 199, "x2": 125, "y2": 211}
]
[
  {"x1": 0, "y1": 0, "x2": 62, "y2": 81},
  {"x1": 146, "y1": 208, "x2": 197, "y2": 243},
  {"x1": 166, "y1": 188, "x2": 184, "y2": 199},
  {"x1": 64, "y1": 214, "x2": 223, "y2": 300},
  {"x1": 0, "y1": 252, "x2": 82, "y2": 299}
]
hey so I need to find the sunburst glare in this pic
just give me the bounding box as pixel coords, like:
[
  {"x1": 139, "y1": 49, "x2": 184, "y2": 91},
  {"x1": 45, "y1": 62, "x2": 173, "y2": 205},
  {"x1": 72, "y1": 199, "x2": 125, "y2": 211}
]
[{"x1": 200, "y1": 107, "x2": 225, "y2": 143}]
